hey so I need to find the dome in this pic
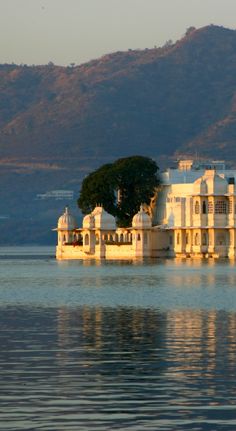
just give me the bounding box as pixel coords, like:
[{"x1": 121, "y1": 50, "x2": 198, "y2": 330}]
[
  {"x1": 132, "y1": 205, "x2": 152, "y2": 229},
  {"x1": 193, "y1": 177, "x2": 207, "y2": 194},
  {"x1": 82, "y1": 213, "x2": 95, "y2": 229},
  {"x1": 58, "y1": 207, "x2": 78, "y2": 230},
  {"x1": 204, "y1": 170, "x2": 228, "y2": 195},
  {"x1": 91, "y1": 206, "x2": 116, "y2": 230}
]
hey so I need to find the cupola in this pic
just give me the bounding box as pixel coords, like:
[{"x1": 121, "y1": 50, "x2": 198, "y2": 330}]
[
  {"x1": 204, "y1": 170, "x2": 228, "y2": 195},
  {"x1": 82, "y1": 213, "x2": 95, "y2": 229},
  {"x1": 92, "y1": 206, "x2": 116, "y2": 230},
  {"x1": 57, "y1": 207, "x2": 78, "y2": 230},
  {"x1": 132, "y1": 205, "x2": 152, "y2": 229}
]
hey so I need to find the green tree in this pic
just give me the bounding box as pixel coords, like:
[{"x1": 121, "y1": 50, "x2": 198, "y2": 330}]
[
  {"x1": 78, "y1": 156, "x2": 159, "y2": 226},
  {"x1": 77, "y1": 163, "x2": 116, "y2": 216}
]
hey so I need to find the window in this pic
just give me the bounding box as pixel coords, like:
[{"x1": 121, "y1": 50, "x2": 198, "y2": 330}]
[
  {"x1": 195, "y1": 201, "x2": 200, "y2": 214},
  {"x1": 137, "y1": 233, "x2": 141, "y2": 241},
  {"x1": 120, "y1": 233, "x2": 124, "y2": 242},
  {"x1": 195, "y1": 233, "x2": 199, "y2": 246},
  {"x1": 229, "y1": 200, "x2": 233, "y2": 214},
  {"x1": 202, "y1": 201, "x2": 207, "y2": 214},
  {"x1": 215, "y1": 200, "x2": 227, "y2": 214},
  {"x1": 186, "y1": 233, "x2": 189, "y2": 245},
  {"x1": 175, "y1": 197, "x2": 181, "y2": 203}
]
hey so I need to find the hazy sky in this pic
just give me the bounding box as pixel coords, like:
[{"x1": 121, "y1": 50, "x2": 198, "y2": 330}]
[{"x1": 1, "y1": 0, "x2": 236, "y2": 66}]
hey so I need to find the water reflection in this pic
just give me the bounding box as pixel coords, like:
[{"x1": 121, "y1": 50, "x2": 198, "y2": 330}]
[{"x1": 2, "y1": 306, "x2": 236, "y2": 430}]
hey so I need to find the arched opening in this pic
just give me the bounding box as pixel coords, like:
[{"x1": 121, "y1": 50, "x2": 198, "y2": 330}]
[
  {"x1": 186, "y1": 233, "x2": 189, "y2": 245},
  {"x1": 177, "y1": 232, "x2": 180, "y2": 245},
  {"x1": 120, "y1": 233, "x2": 124, "y2": 243},
  {"x1": 137, "y1": 233, "x2": 141, "y2": 241},
  {"x1": 202, "y1": 201, "x2": 207, "y2": 214},
  {"x1": 195, "y1": 201, "x2": 200, "y2": 214},
  {"x1": 84, "y1": 233, "x2": 89, "y2": 246},
  {"x1": 202, "y1": 232, "x2": 208, "y2": 246}
]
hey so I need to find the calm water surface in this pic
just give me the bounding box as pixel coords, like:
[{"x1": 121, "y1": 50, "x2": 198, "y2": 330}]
[{"x1": 1, "y1": 246, "x2": 236, "y2": 430}]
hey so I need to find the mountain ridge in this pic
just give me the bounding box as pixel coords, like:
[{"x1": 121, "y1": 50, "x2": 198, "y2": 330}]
[{"x1": 1, "y1": 24, "x2": 236, "y2": 243}]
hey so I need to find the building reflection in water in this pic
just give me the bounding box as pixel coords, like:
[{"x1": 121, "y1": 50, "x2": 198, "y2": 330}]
[{"x1": 56, "y1": 305, "x2": 236, "y2": 391}]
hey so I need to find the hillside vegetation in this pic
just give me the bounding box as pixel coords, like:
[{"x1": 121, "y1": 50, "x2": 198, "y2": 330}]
[{"x1": 1, "y1": 25, "x2": 236, "y2": 243}]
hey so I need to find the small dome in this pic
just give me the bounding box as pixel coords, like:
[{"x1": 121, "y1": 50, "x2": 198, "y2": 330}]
[
  {"x1": 58, "y1": 207, "x2": 77, "y2": 230},
  {"x1": 193, "y1": 177, "x2": 207, "y2": 194},
  {"x1": 132, "y1": 205, "x2": 152, "y2": 229},
  {"x1": 204, "y1": 170, "x2": 228, "y2": 195},
  {"x1": 91, "y1": 206, "x2": 116, "y2": 230},
  {"x1": 83, "y1": 213, "x2": 95, "y2": 229}
]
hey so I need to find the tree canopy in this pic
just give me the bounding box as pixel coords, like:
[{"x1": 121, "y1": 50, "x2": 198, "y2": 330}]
[{"x1": 78, "y1": 156, "x2": 159, "y2": 226}]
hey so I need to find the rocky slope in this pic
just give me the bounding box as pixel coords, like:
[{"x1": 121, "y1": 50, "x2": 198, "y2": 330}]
[{"x1": 1, "y1": 25, "x2": 236, "y2": 243}]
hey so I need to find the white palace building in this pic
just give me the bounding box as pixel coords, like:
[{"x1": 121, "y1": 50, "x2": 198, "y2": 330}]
[{"x1": 54, "y1": 159, "x2": 236, "y2": 260}]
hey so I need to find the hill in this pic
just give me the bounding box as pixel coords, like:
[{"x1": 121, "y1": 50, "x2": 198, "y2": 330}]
[{"x1": 1, "y1": 24, "x2": 236, "y2": 244}]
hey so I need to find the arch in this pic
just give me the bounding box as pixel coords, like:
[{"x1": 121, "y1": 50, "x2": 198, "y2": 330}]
[
  {"x1": 120, "y1": 233, "x2": 124, "y2": 243},
  {"x1": 202, "y1": 201, "x2": 207, "y2": 214},
  {"x1": 177, "y1": 232, "x2": 180, "y2": 245},
  {"x1": 137, "y1": 233, "x2": 141, "y2": 241},
  {"x1": 84, "y1": 233, "x2": 89, "y2": 246},
  {"x1": 195, "y1": 201, "x2": 200, "y2": 214},
  {"x1": 202, "y1": 232, "x2": 208, "y2": 246}
]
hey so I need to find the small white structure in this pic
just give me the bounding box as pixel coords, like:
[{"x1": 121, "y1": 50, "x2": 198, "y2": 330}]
[
  {"x1": 54, "y1": 205, "x2": 152, "y2": 260},
  {"x1": 54, "y1": 159, "x2": 236, "y2": 260}
]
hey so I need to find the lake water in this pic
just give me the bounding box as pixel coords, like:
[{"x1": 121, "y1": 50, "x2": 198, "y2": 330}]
[{"x1": 1, "y1": 247, "x2": 236, "y2": 430}]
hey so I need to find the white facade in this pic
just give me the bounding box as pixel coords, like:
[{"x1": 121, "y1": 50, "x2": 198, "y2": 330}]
[
  {"x1": 156, "y1": 160, "x2": 236, "y2": 258},
  {"x1": 54, "y1": 160, "x2": 236, "y2": 260}
]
